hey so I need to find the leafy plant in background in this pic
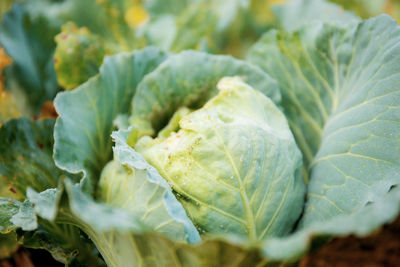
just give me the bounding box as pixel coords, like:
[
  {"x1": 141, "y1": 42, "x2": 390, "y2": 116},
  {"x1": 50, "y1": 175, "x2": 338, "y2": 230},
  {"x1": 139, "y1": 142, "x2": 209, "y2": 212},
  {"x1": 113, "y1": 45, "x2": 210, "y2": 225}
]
[{"x1": 0, "y1": 0, "x2": 399, "y2": 266}]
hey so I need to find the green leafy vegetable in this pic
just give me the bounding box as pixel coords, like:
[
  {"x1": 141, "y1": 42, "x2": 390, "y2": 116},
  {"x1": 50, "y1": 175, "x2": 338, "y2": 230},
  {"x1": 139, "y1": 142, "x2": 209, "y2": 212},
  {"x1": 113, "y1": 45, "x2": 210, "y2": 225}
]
[
  {"x1": 0, "y1": 119, "x2": 62, "y2": 197},
  {"x1": 1, "y1": 0, "x2": 400, "y2": 266},
  {"x1": 136, "y1": 77, "x2": 304, "y2": 240}
]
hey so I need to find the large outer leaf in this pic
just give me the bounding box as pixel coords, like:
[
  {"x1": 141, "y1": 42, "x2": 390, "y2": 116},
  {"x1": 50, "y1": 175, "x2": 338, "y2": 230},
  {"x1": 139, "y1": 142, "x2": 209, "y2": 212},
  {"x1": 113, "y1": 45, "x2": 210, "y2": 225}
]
[
  {"x1": 262, "y1": 186, "x2": 400, "y2": 261},
  {"x1": 0, "y1": 118, "x2": 60, "y2": 196},
  {"x1": 54, "y1": 47, "x2": 168, "y2": 190},
  {"x1": 130, "y1": 50, "x2": 280, "y2": 134},
  {"x1": 19, "y1": 222, "x2": 105, "y2": 266},
  {"x1": 0, "y1": 118, "x2": 101, "y2": 265},
  {"x1": 136, "y1": 77, "x2": 304, "y2": 241},
  {"x1": 68, "y1": 225, "x2": 269, "y2": 267},
  {"x1": 248, "y1": 15, "x2": 400, "y2": 226}
]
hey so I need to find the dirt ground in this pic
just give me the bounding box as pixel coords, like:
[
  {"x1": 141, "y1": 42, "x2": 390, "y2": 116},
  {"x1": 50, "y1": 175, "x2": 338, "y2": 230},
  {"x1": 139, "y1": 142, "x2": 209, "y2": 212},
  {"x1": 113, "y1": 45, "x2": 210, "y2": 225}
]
[{"x1": 299, "y1": 217, "x2": 400, "y2": 267}]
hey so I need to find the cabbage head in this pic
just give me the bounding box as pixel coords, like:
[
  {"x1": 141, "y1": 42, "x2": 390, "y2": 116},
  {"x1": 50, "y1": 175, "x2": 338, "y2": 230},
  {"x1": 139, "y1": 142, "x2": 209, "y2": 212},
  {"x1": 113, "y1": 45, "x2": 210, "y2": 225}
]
[{"x1": 133, "y1": 77, "x2": 305, "y2": 241}]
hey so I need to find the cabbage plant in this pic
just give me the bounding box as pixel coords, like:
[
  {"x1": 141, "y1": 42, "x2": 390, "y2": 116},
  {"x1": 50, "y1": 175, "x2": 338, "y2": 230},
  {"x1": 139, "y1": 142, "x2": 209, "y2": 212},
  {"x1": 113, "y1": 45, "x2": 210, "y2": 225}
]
[{"x1": 0, "y1": 0, "x2": 400, "y2": 266}]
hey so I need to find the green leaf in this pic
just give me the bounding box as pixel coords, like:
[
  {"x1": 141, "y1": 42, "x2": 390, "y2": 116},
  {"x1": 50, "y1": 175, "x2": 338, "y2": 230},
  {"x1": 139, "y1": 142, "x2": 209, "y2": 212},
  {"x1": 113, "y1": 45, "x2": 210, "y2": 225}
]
[
  {"x1": 0, "y1": 118, "x2": 62, "y2": 196},
  {"x1": 64, "y1": 179, "x2": 144, "y2": 233},
  {"x1": 58, "y1": 128, "x2": 200, "y2": 243},
  {"x1": 81, "y1": 231, "x2": 268, "y2": 267},
  {"x1": 168, "y1": 2, "x2": 218, "y2": 52},
  {"x1": 0, "y1": 198, "x2": 37, "y2": 233},
  {"x1": 262, "y1": 186, "x2": 400, "y2": 261},
  {"x1": 141, "y1": 0, "x2": 251, "y2": 53},
  {"x1": 0, "y1": 117, "x2": 101, "y2": 265},
  {"x1": 54, "y1": 22, "x2": 106, "y2": 90},
  {"x1": 212, "y1": 0, "x2": 250, "y2": 32},
  {"x1": 136, "y1": 15, "x2": 177, "y2": 50},
  {"x1": 99, "y1": 129, "x2": 201, "y2": 243},
  {"x1": 0, "y1": 0, "x2": 16, "y2": 20},
  {"x1": 330, "y1": 0, "x2": 388, "y2": 20},
  {"x1": 58, "y1": 187, "x2": 267, "y2": 267},
  {"x1": 136, "y1": 77, "x2": 304, "y2": 241},
  {"x1": 27, "y1": 188, "x2": 62, "y2": 221},
  {"x1": 19, "y1": 223, "x2": 105, "y2": 266},
  {"x1": 0, "y1": 198, "x2": 21, "y2": 233},
  {"x1": 63, "y1": 176, "x2": 201, "y2": 266},
  {"x1": 54, "y1": 47, "x2": 168, "y2": 191},
  {"x1": 94, "y1": 0, "x2": 141, "y2": 51},
  {"x1": 144, "y1": 0, "x2": 193, "y2": 16},
  {"x1": 130, "y1": 50, "x2": 280, "y2": 139},
  {"x1": 272, "y1": 0, "x2": 359, "y2": 32},
  {"x1": 248, "y1": 15, "x2": 400, "y2": 227},
  {"x1": 0, "y1": 3, "x2": 60, "y2": 113},
  {"x1": 10, "y1": 200, "x2": 37, "y2": 231}
]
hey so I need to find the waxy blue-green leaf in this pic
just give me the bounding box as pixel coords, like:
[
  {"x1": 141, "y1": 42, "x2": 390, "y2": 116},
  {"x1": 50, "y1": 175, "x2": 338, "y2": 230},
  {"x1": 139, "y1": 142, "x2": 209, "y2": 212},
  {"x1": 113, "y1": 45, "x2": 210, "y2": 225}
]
[
  {"x1": 63, "y1": 180, "x2": 144, "y2": 233},
  {"x1": 0, "y1": 198, "x2": 22, "y2": 233},
  {"x1": 272, "y1": 0, "x2": 359, "y2": 32},
  {"x1": 27, "y1": 188, "x2": 62, "y2": 221},
  {"x1": 71, "y1": 227, "x2": 269, "y2": 267},
  {"x1": 130, "y1": 50, "x2": 280, "y2": 138},
  {"x1": 10, "y1": 200, "x2": 37, "y2": 231},
  {"x1": 54, "y1": 47, "x2": 168, "y2": 191},
  {"x1": 0, "y1": 198, "x2": 36, "y2": 233},
  {"x1": 0, "y1": 118, "x2": 102, "y2": 265},
  {"x1": 0, "y1": 203, "x2": 100, "y2": 266},
  {"x1": 136, "y1": 77, "x2": 304, "y2": 241},
  {"x1": 98, "y1": 129, "x2": 200, "y2": 243},
  {"x1": 262, "y1": 186, "x2": 400, "y2": 261},
  {"x1": 19, "y1": 222, "x2": 105, "y2": 266},
  {"x1": 248, "y1": 15, "x2": 400, "y2": 227},
  {"x1": 0, "y1": 118, "x2": 61, "y2": 197},
  {"x1": 57, "y1": 127, "x2": 200, "y2": 239}
]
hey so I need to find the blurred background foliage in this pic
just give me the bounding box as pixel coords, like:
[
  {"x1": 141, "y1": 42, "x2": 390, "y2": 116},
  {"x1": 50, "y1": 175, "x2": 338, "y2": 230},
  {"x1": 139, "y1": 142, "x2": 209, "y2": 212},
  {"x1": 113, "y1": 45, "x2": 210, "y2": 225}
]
[{"x1": 1, "y1": 0, "x2": 399, "y2": 115}]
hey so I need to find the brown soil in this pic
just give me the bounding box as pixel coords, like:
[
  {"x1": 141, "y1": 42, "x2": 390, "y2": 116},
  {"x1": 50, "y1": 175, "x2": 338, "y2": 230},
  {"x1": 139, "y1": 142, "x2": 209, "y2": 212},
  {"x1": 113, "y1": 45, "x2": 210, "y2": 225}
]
[{"x1": 299, "y1": 217, "x2": 400, "y2": 267}]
